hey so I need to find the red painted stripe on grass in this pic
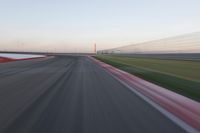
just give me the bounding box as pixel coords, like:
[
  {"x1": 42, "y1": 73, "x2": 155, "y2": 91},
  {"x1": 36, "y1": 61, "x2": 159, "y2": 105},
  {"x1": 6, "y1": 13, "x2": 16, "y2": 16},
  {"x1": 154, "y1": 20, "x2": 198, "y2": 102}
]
[{"x1": 89, "y1": 56, "x2": 200, "y2": 131}]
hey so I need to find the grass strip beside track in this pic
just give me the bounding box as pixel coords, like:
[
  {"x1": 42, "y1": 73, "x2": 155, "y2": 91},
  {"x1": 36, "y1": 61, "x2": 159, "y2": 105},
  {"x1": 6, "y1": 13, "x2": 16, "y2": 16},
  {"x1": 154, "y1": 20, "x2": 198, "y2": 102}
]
[{"x1": 94, "y1": 56, "x2": 200, "y2": 102}]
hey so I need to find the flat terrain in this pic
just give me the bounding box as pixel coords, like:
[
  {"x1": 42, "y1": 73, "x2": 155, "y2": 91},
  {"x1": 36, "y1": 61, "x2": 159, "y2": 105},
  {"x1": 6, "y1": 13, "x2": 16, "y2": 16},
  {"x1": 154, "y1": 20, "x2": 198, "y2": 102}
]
[
  {"x1": 95, "y1": 55, "x2": 200, "y2": 101},
  {"x1": 110, "y1": 53, "x2": 200, "y2": 61},
  {"x1": 0, "y1": 56, "x2": 185, "y2": 133}
]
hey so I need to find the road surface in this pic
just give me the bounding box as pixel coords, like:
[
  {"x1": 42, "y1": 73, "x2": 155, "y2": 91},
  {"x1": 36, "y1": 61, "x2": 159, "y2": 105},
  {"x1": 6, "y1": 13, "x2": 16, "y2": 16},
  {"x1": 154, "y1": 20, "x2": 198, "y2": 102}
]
[{"x1": 0, "y1": 56, "x2": 186, "y2": 133}]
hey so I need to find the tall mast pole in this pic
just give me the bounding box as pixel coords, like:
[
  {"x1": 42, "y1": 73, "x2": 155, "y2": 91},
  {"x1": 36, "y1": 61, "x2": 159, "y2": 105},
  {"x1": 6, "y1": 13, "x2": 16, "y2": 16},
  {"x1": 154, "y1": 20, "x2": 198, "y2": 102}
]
[{"x1": 94, "y1": 43, "x2": 96, "y2": 54}]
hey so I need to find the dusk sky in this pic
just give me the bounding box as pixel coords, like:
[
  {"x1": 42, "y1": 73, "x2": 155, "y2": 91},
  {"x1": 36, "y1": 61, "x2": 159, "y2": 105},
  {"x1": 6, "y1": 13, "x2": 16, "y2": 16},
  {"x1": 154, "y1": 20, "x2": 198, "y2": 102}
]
[{"x1": 0, "y1": 0, "x2": 200, "y2": 53}]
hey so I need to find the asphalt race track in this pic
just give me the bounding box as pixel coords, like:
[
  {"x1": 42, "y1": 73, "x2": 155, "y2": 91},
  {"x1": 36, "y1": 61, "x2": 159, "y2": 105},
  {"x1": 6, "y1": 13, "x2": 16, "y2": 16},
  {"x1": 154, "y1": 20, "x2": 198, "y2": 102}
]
[{"x1": 0, "y1": 56, "x2": 186, "y2": 133}]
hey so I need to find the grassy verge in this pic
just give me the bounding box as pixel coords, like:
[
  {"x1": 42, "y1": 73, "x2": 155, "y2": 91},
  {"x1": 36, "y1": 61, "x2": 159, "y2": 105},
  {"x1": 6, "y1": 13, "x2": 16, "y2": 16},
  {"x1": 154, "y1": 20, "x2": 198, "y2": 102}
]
[{"x1": 94, "y1": 55, "x2": 200, "y2": 102}]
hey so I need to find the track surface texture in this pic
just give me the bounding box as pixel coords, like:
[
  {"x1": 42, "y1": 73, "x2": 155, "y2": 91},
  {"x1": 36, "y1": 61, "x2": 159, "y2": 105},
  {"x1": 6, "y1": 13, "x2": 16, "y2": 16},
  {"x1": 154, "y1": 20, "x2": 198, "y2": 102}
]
[{"x1": 0, "y1": 56, "x2": 186, "y2": 133}]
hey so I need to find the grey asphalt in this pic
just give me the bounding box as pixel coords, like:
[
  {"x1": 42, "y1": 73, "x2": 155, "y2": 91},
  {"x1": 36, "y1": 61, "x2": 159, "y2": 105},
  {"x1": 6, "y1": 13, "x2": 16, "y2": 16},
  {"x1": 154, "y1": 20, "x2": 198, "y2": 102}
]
[{"x1": 0, "y1": 56, "x2": 186, "y2": 133}]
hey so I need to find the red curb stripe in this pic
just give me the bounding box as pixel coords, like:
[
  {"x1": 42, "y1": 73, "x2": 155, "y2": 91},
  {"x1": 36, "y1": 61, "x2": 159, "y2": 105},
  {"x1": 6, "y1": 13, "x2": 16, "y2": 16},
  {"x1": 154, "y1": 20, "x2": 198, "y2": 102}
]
[
  {"x1": 89, "y1": 56, "x2": 200, "y2": 131},
  {"x1": 0, "y1": 55, "x2": 53, "y2": 63},
  {"x1": 0, "y1": 57, "x2": 16, "y2": 63}
]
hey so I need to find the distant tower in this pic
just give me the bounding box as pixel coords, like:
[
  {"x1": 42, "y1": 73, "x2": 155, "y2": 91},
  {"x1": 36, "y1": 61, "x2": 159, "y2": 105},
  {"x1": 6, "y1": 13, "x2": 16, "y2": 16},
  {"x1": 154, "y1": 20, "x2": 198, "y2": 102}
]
[{"x1": 94, "y1": 43, "x2": 96, "y2": 54}]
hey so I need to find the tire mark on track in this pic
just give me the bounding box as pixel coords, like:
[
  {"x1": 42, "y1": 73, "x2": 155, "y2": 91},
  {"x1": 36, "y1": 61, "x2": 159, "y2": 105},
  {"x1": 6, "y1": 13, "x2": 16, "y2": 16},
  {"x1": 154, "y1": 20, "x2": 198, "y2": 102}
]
[
  {"x1": 0, "y1": 60, "x2": 75, "y2": 133},
  {"x1": 0, "y1": 58, "x2": 54, "y2": 75},
  {"x1": 0, "y1": 58, "x2": 59, "y2": 78}
]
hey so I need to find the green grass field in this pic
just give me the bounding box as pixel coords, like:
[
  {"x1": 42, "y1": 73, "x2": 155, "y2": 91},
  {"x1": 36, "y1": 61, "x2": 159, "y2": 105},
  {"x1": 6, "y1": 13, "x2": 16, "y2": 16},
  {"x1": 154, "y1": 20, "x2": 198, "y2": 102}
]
[{"x1": 95, "y1": 55, "x2": 200, "y2": 101}]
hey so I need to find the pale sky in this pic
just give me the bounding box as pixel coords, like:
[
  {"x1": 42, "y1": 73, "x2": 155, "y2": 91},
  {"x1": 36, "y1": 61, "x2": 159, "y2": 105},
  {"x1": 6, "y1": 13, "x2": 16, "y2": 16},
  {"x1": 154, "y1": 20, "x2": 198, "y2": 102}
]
[{"x1": 0, "y1": 0, "x2": 200, "y2": 53}]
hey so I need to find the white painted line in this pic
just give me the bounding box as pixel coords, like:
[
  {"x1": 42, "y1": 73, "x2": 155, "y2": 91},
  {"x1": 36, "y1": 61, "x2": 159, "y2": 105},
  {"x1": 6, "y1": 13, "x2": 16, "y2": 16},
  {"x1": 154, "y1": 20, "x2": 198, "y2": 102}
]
[
  {"x1": 90, "y1": 56, "x2": 200, "y2": 132},
  {"x1": 108, "y1": 71, "x2": 199, "y2": 133}
]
